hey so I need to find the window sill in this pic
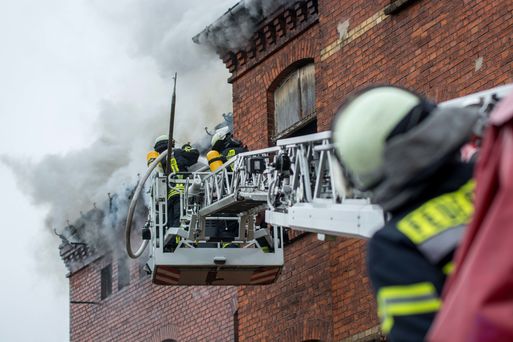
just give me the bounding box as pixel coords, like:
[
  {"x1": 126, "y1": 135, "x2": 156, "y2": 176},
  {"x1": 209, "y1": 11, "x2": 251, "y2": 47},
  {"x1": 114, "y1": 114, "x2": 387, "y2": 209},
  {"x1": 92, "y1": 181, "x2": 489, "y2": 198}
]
[
  {"x1": 273, "y1": 112, "x2": 316, "y2": 142},
  {"x1": 384, "y1": 0, "x2": 421, "y2": 15}
]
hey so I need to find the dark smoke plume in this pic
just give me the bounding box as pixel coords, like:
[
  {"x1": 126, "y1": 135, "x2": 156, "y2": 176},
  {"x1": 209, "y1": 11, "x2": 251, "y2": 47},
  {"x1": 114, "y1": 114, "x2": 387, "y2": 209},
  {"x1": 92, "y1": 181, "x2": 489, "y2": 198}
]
[{"x1": 194, "y1": 0, "x2": 295, "y2": 51}]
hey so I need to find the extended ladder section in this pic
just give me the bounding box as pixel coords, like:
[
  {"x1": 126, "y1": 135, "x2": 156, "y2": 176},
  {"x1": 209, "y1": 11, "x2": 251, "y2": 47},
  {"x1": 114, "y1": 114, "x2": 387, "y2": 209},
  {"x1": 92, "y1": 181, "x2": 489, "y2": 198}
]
[
  {"x1": 264, "y1": 132, "x2": 385, "y2": 239},
  {"x1": 145, "y1": 131, "x2": 384, "y2": 285},
  {"x1": 181, "y1": 131, "x2": 386, "y2": 240},
  {"x1": 126, "y1": 83, "x2": 513, "y2": 286}
]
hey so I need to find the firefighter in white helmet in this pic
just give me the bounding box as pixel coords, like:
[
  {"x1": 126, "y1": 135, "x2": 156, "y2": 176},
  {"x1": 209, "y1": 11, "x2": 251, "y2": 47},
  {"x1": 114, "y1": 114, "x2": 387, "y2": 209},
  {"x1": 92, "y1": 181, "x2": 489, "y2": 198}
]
[
  {"x1": 331, "y1": 85, "x2": 479, "y2": 341},
  {"x1": 205, "y1": 127, "x2": 248, "y2": 245},
  {"x1": 208, "y1": 126, "x2": 247, "y2": 171}
]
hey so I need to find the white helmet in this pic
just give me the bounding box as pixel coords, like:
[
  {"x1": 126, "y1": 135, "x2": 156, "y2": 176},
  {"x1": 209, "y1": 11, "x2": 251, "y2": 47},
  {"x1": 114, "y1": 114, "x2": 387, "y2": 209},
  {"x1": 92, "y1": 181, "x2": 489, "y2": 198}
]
[
  {"x1": 211, "y1": 126, "x2": 230, "y2": 147},
  {"x1": 154, "y1": 134, "x2": 168, "y2": 146},
  {"x1": 331, "y1": 86, "x2": 424, "y2": 190},
  {"x1": 154, "y1": 134, "x2": 173, "y2": 153}
]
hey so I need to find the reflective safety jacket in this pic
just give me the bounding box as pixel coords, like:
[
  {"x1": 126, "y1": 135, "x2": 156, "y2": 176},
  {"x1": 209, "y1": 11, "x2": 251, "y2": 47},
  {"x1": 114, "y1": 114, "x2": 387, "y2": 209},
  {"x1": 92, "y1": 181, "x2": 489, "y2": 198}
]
[
  {"x1": 367, "y1": 162, "x2": 475, "y2": 341},
  {"x1": 167, "y1": 144, "x2": 199, "y2": 199},
  {"x1": 211, "y1": 135, "x2": 248, "y2": 170},
  {"x1": 223, "y1": 146, "x2": 247, "y2": 167}
]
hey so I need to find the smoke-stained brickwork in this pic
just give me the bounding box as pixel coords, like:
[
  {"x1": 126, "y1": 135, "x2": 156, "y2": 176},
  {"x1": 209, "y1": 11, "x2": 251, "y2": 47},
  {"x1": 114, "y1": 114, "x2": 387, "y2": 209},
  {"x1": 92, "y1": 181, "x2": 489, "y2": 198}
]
[{"x1": 67, "y1": 0, "x2": 513, "y2": 341}]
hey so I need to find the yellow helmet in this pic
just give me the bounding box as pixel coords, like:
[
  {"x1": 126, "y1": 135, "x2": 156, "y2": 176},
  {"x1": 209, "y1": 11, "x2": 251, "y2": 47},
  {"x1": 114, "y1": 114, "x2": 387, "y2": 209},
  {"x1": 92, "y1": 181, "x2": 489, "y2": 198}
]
[{"x1": 146, "y1": 151, "x2": 159, "y2": 166}]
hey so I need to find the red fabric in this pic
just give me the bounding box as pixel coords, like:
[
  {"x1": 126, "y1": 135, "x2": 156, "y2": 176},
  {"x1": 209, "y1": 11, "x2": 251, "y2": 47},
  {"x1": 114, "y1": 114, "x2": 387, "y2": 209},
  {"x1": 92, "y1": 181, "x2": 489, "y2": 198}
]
[
  {"x1": 429, "y1": 91, "x2": 513, "y2": 342},
  {"x1": 429, "y1": 91, "x2": 513, "y2": 341},
  {"x1": 461, "y1": 141, "x2": 478, "y2": 161}
]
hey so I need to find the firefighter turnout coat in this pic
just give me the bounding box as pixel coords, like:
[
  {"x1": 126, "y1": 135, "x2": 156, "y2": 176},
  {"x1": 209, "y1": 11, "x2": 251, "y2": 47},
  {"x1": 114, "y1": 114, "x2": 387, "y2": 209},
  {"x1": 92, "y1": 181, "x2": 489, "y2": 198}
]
[
  {"x1": 367, "y1": 162, "x2": 475, "y2": 341},
  {"x1": 167, "y1": 144, "x2": 199, "y2": 199}
]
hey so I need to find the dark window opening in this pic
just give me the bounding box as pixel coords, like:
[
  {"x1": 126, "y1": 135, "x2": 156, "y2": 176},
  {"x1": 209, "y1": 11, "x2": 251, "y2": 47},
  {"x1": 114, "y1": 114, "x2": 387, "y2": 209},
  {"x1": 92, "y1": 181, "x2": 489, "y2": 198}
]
[
  {"x1": 384, "y1": 0, "x2": 421, "y2": 15},
  {"x1": 273, "y1": 63, "x2": 316, "y2": 140},
  {"x1": 283, "y1": 118, "x2": 317, "y2": 139},
  {"x1": 161, "y1": 340, "x2": 177, "y2": 342},
  {"x1": 100, "y1": 264, "x2": 112, "y2": 300},
  {"x1": 118, "y1": 258, "x2": 130, "y2": 290}
]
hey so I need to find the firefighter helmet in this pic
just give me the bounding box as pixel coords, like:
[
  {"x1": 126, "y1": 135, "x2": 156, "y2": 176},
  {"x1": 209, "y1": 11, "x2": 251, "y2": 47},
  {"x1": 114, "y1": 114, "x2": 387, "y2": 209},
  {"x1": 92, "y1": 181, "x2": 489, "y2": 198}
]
[
  {"x1": 146, "y1": 150, "x2": 160, "y2": 166},
  {"x1": 154, "y1": 135, "x2": 175, "y2": 153},
  {"x1": 331, "y1": 85, "x2": 434, "y2": 190},
  {"x1": 154, "y1": 135, "x2": 168, "y2": 145},
  {"x1": 211, "y1": 126, "x2": 230, "y2": 149}
]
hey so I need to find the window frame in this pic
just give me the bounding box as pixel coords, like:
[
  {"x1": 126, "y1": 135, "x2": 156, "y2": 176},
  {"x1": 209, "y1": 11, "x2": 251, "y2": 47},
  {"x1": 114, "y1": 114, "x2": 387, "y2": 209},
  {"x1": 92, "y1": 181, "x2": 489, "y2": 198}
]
[{"x1": 272, "y1": 62, "x2": 316, "y2": 141}]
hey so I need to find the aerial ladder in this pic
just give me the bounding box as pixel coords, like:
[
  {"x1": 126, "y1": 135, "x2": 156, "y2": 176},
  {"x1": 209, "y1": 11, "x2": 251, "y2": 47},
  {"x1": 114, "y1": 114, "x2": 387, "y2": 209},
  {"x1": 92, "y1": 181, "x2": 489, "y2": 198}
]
[{"x1": 125, "y1": 83, "x2": 513, "y2": 286}]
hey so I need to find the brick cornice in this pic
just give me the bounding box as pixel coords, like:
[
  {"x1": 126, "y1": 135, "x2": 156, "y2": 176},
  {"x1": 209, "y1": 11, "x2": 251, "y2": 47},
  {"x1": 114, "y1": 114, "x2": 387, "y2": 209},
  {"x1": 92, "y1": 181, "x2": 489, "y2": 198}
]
[
  {"x1": 60, "y1": 242, "x2": 102, "y2": 275},
  {"x1": 223, "y1": 0, "x2": 319, "y2": 83}
]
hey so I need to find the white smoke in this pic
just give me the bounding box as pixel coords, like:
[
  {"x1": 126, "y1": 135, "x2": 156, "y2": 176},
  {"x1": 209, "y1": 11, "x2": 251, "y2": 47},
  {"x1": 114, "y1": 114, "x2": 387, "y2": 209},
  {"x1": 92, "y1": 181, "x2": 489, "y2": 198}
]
[
  {"x1": 194, "y1": 0, "x2": 296, "y2": 51},
  {"x1": 2, "y1": 1, "x2": 238, "y2": 262}
]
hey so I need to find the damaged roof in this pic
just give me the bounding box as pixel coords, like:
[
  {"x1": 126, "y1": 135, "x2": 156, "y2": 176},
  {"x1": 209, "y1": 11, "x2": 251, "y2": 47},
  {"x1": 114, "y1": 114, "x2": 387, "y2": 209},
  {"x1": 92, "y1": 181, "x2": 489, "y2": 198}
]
[{"x1": 193, "y1": 0, "x2": 295, "y2": 53}]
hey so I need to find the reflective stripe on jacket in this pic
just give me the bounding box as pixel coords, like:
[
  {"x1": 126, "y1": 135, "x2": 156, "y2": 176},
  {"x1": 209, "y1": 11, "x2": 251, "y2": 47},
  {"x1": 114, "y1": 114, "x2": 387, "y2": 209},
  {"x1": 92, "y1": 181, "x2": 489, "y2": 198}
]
[
  {"x1": 397, "y1": 180, "x2": 475, "y2": 264},
  {"x1": 378, "y1": 282, "x2": 441, "y2": 334},
  {"x1": 368, "y1": 162, "x2": 475, "y2": 341},
  {"x1": 168, "y1": 146, "x2": 199, "y2": 199},
  {"x1": 221, "y1": 146, "x2": 247, "y2": 171},
  {"x1": 168, "y1": 157, "x2": 184, "y2": 199}
]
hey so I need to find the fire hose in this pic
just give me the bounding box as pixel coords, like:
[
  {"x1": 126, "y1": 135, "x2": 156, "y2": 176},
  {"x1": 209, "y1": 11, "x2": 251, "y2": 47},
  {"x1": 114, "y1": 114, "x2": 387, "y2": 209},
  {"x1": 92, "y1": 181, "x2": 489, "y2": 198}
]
[{"x1": 125, "y1": 150, "x2": 168, "y2": 259}]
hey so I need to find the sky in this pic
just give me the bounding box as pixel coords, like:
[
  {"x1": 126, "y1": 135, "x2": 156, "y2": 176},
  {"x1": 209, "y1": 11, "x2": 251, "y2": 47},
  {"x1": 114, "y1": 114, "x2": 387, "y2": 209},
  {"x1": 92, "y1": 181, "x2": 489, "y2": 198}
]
[{"x1": 0, "y1": 1, "x2": 237, "y2": 340}]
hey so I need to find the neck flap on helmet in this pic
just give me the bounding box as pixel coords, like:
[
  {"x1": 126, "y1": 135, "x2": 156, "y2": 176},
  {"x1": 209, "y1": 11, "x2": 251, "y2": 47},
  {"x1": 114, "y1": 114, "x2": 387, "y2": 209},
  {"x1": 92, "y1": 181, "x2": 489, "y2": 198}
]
[{"x1": 371, "y1": 105, "x2": 480, "y2": 211}]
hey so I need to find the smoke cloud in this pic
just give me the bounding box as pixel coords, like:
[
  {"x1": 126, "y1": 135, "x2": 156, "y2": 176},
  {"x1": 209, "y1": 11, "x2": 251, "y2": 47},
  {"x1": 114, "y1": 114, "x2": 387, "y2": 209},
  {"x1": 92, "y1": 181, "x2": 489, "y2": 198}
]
[
  {"x1": 2, "y1": 1, "x2": 237, "y2": 265},
  {"x1": 194, "y1": 0, "x2": 296, "y2": 51}
]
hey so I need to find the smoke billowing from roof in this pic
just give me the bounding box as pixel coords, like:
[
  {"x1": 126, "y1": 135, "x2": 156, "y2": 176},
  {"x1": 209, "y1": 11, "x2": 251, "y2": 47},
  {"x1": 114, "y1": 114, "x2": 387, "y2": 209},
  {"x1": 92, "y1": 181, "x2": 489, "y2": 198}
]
[
  {"x1": 1, "y1": 1, "x2": 235, "y2": 266},
  {"x1": 194, "y1": 0, "x2": 295, "y2": 51}
]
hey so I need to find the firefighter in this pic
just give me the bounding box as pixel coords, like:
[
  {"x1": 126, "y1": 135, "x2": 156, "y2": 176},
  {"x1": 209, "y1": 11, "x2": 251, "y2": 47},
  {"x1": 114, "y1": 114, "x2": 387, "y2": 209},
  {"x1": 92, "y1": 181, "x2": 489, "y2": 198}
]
[
  {"x1": 209, "y1": 126, "x2": 248, "y2": 171},
  {"x1": 331, "y1": 85, "x2": 479, "y2": 341},
  {"x1": 152, "y1": 135, "x2": 199, "y2": 229},
  {"x1": 205, "y1": 127, "x2": 248, "y2": 245}
]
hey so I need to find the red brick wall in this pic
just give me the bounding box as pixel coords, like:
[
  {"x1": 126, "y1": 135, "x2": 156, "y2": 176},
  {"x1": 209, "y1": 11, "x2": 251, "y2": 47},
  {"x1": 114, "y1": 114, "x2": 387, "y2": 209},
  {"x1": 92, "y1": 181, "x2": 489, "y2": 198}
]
[
  {"x1": 231, "y1": 0, "x2": 513, "y2": 341},
  {"x1": 237, "y1": 234, "x2": 334, "y2": 341},
  {"x1": 69, "y1": 256, "x2": 237, "y2": 341},
  {"x1": 316, "y1": 0, "x2": 513, "y2": 131},
  {"x1": 329, "y1": 239, "x2": 377, "y2": 340}
]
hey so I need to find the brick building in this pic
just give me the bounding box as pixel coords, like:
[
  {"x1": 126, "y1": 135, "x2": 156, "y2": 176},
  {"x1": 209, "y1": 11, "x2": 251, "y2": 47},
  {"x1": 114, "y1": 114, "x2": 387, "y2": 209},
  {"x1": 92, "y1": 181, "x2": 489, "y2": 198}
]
[{"x1": 63, "y1": 0, "x2": 513, "y2": 341}]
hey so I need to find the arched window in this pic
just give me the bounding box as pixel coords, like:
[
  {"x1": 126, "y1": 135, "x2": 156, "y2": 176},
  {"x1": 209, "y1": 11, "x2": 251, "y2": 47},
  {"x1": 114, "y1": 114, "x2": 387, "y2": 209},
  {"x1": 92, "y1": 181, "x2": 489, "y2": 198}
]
[{"x1": 273, "y1": 62, "x2": 316, "y2": 139}]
